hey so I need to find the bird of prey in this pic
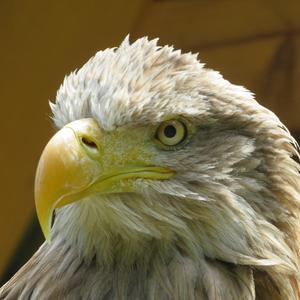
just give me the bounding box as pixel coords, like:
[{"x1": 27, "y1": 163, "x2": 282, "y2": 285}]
[{"x1": 1, "y1": 37, "x2": 300, "y2": 300}]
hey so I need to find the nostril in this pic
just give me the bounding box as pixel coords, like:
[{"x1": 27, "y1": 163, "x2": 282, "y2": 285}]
[{"x1": 81, "y1": 137, "x2": 98, "y2": 150}]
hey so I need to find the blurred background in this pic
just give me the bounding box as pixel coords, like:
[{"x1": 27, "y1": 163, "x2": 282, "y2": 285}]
[{"x1": 0, "y1": 0, "x2": 299, "y2": 284}]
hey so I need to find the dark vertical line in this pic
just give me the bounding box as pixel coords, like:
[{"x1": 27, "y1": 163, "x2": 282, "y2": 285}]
[{"x1": 261, "y1": 33, "x2": 296, "y2": 105}]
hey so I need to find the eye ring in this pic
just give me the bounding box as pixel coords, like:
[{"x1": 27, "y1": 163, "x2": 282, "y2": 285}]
[{"x1": 155, "y1": 119, "x2": 188, "y2": 148}]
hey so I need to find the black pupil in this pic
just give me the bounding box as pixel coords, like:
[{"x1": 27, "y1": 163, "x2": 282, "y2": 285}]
[{"x1": 164, "y1": 125, "x2": 177, "y2": 138}]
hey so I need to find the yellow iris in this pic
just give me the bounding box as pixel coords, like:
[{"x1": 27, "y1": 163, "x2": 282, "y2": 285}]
[{"x1": 156, "y1": 119, "x2": 187, "y2": 147}]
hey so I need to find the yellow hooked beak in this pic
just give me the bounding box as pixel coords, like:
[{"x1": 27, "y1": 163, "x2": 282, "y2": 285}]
[{"x1": 34, "y1": 118, "x2": 174, "y2": 241}]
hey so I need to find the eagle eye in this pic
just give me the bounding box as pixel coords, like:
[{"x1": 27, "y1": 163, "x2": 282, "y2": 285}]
[{"x1": 155, "y1": 119, "x2": 187, "y2": 148}]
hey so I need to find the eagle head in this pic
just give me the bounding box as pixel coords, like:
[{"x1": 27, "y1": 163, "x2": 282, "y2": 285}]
[{"x1": 32, "y1": 37, "x2": 300, "y2": 298}]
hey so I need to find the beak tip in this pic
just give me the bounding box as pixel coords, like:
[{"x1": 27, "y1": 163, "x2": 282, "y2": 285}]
[
  {"x1": 36, "y1": 207, "x2": 53, "y2": 244},
  {"x1": 43, "y1": 227, "x2": 52, "y2": 243}
]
